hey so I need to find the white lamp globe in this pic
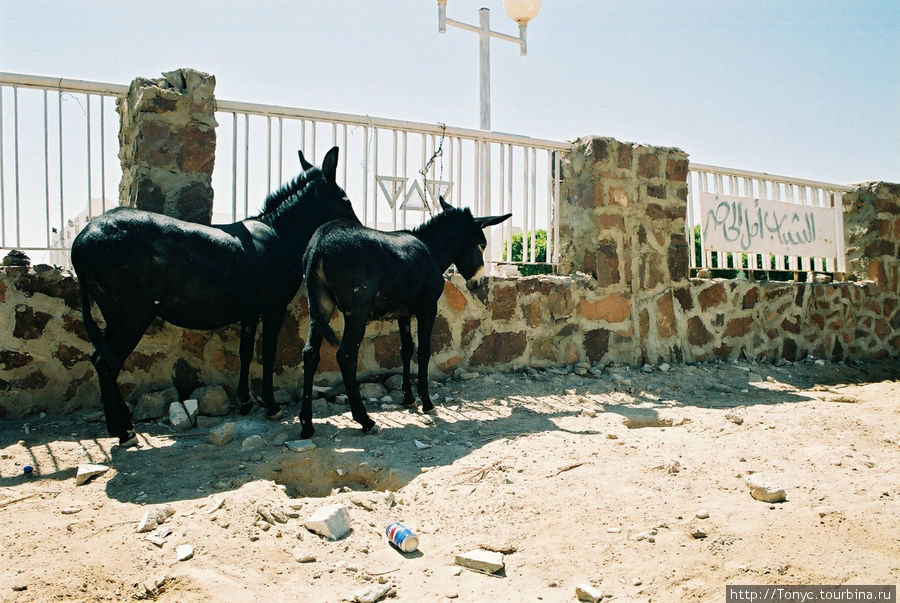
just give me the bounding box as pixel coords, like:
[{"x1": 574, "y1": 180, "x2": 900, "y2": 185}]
[{"x1": 503, "y1": 0, "x2": 542, "y2": 24}]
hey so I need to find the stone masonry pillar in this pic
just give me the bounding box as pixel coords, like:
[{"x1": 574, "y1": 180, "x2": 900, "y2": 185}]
[
  {"x1": 843, "y1": 182, "x2": 900, "y2": 293},
  {"x1": 558, "y1": 136, "x2": 691, "y2": 363},
  {"x1": 117, "y1": 68, "x2": 217, "y2": 224}
]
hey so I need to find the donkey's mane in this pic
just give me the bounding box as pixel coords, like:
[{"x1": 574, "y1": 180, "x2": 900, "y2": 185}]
[
  {"x1": 255, "y1": 167, "x2": 321, "y2": 218},
  {"x1": 413, "y1": 206, "x2": 472, "y2": 234}
]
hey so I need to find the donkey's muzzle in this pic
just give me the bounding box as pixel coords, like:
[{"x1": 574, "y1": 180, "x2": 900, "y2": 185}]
[{"x1": 465, "y1": 275, "x2": 485, "y2": 291}]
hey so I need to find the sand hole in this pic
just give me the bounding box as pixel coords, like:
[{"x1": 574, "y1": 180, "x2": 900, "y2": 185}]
[{"x1": 262, "y1": 447, "x2": 412, "y2": 498}]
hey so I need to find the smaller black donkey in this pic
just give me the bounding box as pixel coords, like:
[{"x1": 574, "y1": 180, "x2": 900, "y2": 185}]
[
  {"x1": 299, "y1": 196, "x2": 511, "y2": 438},
  {"x1": 72, "y1": 147, "x2": 359, "y2": 447}
]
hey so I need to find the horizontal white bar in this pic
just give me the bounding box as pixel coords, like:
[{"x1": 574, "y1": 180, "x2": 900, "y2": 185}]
[{"x1": 690, "y1": 163, "x2": 852, "y2": 192}]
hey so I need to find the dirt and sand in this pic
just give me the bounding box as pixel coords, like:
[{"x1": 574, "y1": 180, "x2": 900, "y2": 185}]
[{"x1": 1, "y1": 358, "x2": 898, "y2": 602}]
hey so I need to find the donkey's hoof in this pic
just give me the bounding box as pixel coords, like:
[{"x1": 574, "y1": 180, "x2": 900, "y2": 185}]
[
  {"x1": 300, "y1": 423, "x2": 315, "y2": 440},
  {"x1": 265, "y1": 407, "x2": 283, "y2": 421},
  {"x1": 422, "y1": 405, "x2": 436, "y2": 415},
  {"x1": 362, "y1": 422, "x2": 380, "y2": 435},
  {"x1": 401, "y1": 395, "x2": 416, "y2": 407},
  {"x1": 238, "y1": 402, "x2": 254, "y2": 415},
  {"x1": 118, "y1": 431, "x2": 138, "y2": 448}
]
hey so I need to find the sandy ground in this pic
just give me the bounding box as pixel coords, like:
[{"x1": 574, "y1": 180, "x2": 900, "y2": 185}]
[{"x1": 0, "y1": 357, "x2": 898, "y2": 602}]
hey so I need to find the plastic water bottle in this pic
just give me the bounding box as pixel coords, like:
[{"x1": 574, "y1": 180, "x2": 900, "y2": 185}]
[{"x1": 385, "y1": 522, "x2": 419, "y2": 553}]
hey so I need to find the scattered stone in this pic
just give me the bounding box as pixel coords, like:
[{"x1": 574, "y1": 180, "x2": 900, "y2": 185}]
[
  {"x1": 11, "y1": 584, "x2": 27, "y2": 592},
  {"x1": 607, "y1": 527, "x2": 621, "y2": 533},
  {"x1": 270, "y1": 432, "x2": 288, "y2": 446},
  {"x1": 209, "y1": 422, "x2": 235, "y2": 446},
  {"x1": 725, "y1": 413, "x2": 744, "y2": 425},
  {"x1": 658, "y1": 460, "x2": 681, "y2": 474},
  {"x1": 353, "y1": 584, "x2": 395, "y2": 603},
  {"x1": 691, "y1": 528, "x2": 708, "y2": 539},
  {"x1": 304, "y1": 504, "x2": 351, "y2": 540},
  {"x1": 60, "y1": 507, "x2": 81, "y2": 515},
  {"x1": 204, "y1": 498, "x2": 224, "y2": 514},
  {"x1": 606, "y1": 433, "x2": 618, "y2": 440},
  {"x1": 169, "y1": 402, "x2": 192, "y2": 432},
  {"x1": 581, "y1": 408, "x2": 597, "y2": 418},
  {"x1": 414, "y1": 439, "x2": 432, "y2": 450},
  {"x1": 575, "y1": 583, "x2": 603, "y2": 602},
  {"x1": 175, "y1": 544, "x2": 194, "y2": 561},
  {"x1": 746, "y1": 473, "x2": 787, "y2": 503},
  {"x1": 458, "y1": 371, "x2": 479, "y2": 381},
  {"x1": 385, "y1": 375, "x2": 404, "y2": 391},
  {"x1": 285, "y1": 440, "x2": 316, "y2": 453},
  {"x1": 293, "y1": 549, "x2": 316, "y2": 563},
  {"x1": 270, "y1": 509, "x2": 289, "y2": 524},
  {"x1": 191, "y1": 385, "x2": 231, "y2": 416},
  {"x1": 75, "y1": 463, "x2": 109, "y2": 486},
  {"x1": 710, "y1": 383, "x2": 735, "y2": 394},
  {"x1": 242, "y1": 434, "x2": 266, "y2": 451},
  {"x1": 182, "y1": 399, "x2": 199, "y2": 425},
  {"x1": 133, "y1": 388, "x2": 178, "y2": 421},
  {"x1": 695, "y1": 509, "x2": 710, "y2": 519},
  {"x1": 632, "y1": 578, "x2": 642, "y2": 586},
  {"x1": 455, "y1": 549, "x2": 504, "y2": 574},
  {"x1": 659, "y1": 363, "x2": 671, "y2": 372}
]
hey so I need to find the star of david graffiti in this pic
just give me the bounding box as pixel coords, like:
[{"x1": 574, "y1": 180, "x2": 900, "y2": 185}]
[{"x1": 375, "y1": 175, "x2": 454, "y2": 213}]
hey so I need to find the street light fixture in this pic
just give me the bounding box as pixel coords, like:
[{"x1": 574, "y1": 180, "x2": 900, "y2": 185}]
[{"x1": 437, "y1": 0, "x2": 542, "y2": 131}]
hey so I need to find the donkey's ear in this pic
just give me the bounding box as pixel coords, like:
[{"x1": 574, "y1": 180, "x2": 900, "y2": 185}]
[
  {"x1": 322, "y1": 147, "x2": 340, "y2": 183},
  {"x1": 475, "y1": 213, "x2": 512, "y2": 229},
  {"x1": 439, "y1": 196, "x2": 454, "y2": 212},
  {"x1": 297, "y1": 149, "x2": 314, "y2": 171}
]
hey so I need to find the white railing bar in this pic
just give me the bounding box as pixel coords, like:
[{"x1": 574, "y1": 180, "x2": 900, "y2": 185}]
[
  {"x1": 86, "y1": 93, "x2": 93, "y2": 231},
  {"x1": 231, "y1": 113, "x2": 237, "y2": 221},
  {"x1": 43, "y1": 90, "x2": 50, "y2": 249},
  {"x1": 243, "y1": 113, "x2": 249, "y2": 218},
  {"x1": 0, "y1": 89, "x2": 5, "y2": 248},
  {"x1": 14, "y1": 87, "x2": 20, "y2": 246},
  {"x1": 277, "y1": 117, "x2": 283, "y2": 188},
  {"x1": 530, "y1": 146, "x2": 537, "y2": 262},
  {"x1": 57, "y1": 91, "x2": 64, "y2": 226},
  {"x1": 361, "y1": 125, "x2": 369, "y2": 224},
  {"x1": 0, "y1": 72, "x2": 128, "y2": 96},
  {"x1": 266, "y1": 115, "x2": 272, "y2": 194},
  {"x1": 100, "y1": 95, "x2": 107, "y2": 212},
  {"x1": 553, "y1": 150, "x2": 561, "y2": 265}
]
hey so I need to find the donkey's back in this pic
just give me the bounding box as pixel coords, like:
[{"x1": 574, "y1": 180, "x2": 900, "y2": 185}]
[{"x1": 72, "y1": 206, "x2": 278, "y2": 331}]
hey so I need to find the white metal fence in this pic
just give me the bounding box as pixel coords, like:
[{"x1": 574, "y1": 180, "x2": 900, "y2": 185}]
[
  {"x1": 0, "y1": 72, "x2": 568, "y2": 271},
  {"x1": 687, "y1": 163, "x2": 852, "y2": 276}
]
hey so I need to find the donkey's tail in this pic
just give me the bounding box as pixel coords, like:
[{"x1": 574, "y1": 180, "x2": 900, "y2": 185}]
[
  {"x1": 305, "y1": 260, "x2": 341, "y2": 347},
  {"x1": 79, "y1": 283, "x2": 124, "y2": 369}
]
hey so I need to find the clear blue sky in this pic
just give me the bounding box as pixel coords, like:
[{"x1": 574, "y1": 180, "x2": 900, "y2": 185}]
[{"x1": 2, "y1": 0, "x2": 898, "y2": 184}]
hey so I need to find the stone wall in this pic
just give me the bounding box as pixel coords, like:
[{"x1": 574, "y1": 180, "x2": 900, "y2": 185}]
[
  {"x1": 1, "y1": 135, "x2": 897, "y2": 418},
  {"x1": 117, "y1": 68, "x2": 217, "y2": 224}
]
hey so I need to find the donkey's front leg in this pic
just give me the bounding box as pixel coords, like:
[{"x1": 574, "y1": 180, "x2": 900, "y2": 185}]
[
  {"x1": 336, "y1": 312, "x2": 377, "y2": 433},
  {"x1": 398, "y1": 316, "x2": 416, "y2": 407},
  {"x1": 260, "y1": 308, "x2": 286, "y2": 420},
  {"x1": 415, "y1": 304, "x2": 437, "y2": 413},
  {"x1": 237, "y1": 318, "x2": 259, "y2": 415}
]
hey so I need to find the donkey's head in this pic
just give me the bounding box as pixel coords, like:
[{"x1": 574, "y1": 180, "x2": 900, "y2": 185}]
[
  {"x1": 436, "y1": 197, "x2": 512, "y2": 291},
  {"x1": 263, "y1": 146, "x2": 360, "y2": 230}
]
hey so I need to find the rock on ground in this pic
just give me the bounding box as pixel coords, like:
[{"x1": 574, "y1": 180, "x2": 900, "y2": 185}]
[
  {"x1": 191, "y1": 385, "x2": 230, "y2": 416},
  {"x1": 455, "y1": 549, "x2": 504, "y2": 573},
  {"x1": 746, "y1": 473, "x2": 787, "y2": 503},
  {"x1": 304, "y1": 504, "x2": 351, "y2": 540}
]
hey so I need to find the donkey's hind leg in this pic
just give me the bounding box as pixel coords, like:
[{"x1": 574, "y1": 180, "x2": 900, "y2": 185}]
[
  {"x1": 299, "y1": 324, "x2": 324, "y2": 439},
  {"x1": 260, "y1": 307, "x2": 287, "y2": 420},
  {"x1": 415, "y1": 303, "x2": 437, "y2": 413},
  {"x1": 336, "y1": 312, "x2": 377, "y2": 433},
  {"x1": 237, "y1": 318, "x2": 259, "y2": 415},
  {"x1": 398, "y1": 316, "x2": 416, "y2": 407},
  {"x1": 93, "y1": 310, "x2": 156, "y2": 446}
]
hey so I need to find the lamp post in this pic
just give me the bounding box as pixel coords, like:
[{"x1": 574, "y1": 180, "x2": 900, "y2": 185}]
[
  {"x1": 437, "y1": 0, "x2": 542, "y2": 131},
  {"x1": 436, "y1": 0, "x2": 541, "y2": 263}
]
